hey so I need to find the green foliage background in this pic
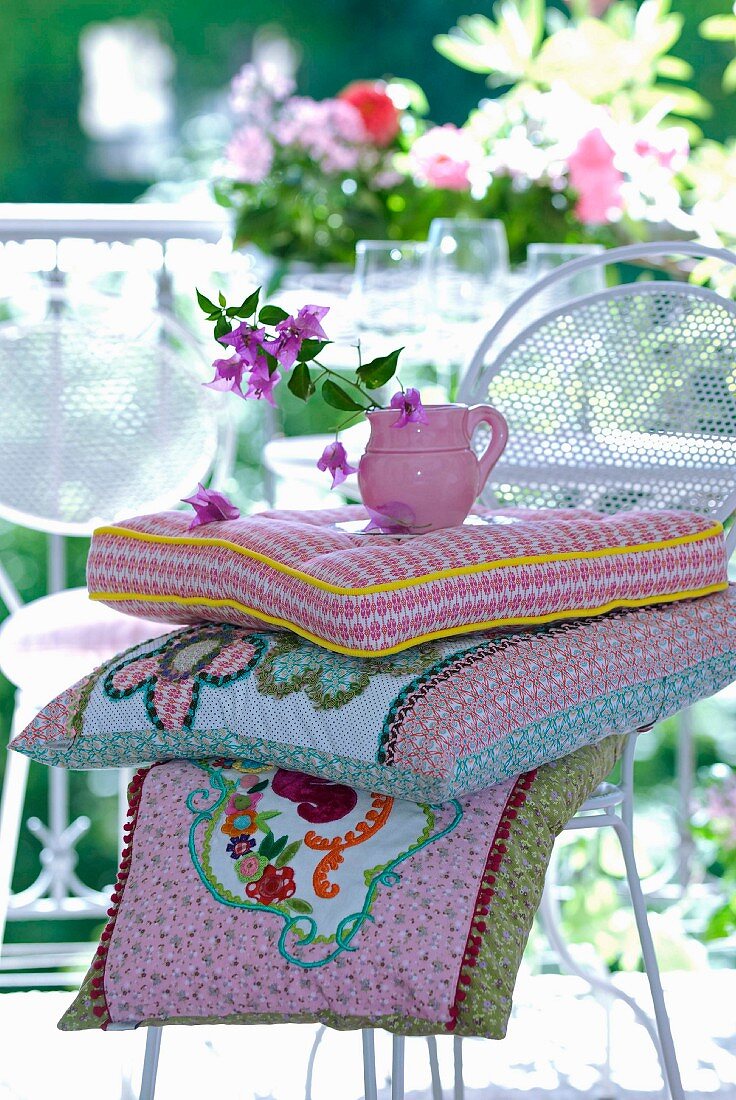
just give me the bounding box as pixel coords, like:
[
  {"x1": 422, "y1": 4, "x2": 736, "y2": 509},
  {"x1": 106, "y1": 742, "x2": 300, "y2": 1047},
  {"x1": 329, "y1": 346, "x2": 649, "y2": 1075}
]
[{"x1": 0, "y1": 0, "x2": 734, "y2": 203}]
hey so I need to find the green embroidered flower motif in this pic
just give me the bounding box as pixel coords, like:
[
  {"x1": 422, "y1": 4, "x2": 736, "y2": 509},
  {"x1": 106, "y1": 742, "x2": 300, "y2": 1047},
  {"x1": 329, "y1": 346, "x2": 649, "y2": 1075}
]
[
  {"x1": 256, "y1": 635, "x2": 440, "y2": 710},
  {"x1": 235, "y1": 852, "x2": 269, "y2": 884}
]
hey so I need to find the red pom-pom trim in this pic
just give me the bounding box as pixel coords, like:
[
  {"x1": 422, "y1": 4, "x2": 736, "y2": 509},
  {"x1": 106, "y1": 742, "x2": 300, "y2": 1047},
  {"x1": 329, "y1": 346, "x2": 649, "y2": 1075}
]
[
  {"x1": 88, "y1": 766, "x2": 151, "y2": 1030},
  {"x1": 446, "y1": 769, "x2": 538, "y2": 1031}
]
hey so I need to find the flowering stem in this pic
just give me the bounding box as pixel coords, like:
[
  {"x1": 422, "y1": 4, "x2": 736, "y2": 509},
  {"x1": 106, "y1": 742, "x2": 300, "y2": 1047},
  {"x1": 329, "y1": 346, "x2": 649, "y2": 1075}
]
[
  {"x1": 312, "y1": 360, "x2": 376, "y2": 409},
  {"x1": 334, "y1": 410, "x2": 366, "y2": 436}
]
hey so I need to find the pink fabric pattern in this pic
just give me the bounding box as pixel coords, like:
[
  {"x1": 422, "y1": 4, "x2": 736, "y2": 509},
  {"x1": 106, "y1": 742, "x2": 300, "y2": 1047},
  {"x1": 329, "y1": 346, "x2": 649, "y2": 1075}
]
[
  {"x1": 86, "y1": 505, "x2": 728, "y2": 657},
  {"x1": 86, "y1": 760, "x2": 514, "y2": 1029},
  {"x1": 104, "y1": 624, "x2": 267, "y2": 730}
]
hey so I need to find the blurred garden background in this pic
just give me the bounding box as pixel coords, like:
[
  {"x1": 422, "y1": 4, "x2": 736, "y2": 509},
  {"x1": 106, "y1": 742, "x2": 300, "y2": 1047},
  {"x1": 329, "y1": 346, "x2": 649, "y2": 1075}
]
[{"x1": 2, "y1": 0, "x2": 736, "y2": 999}]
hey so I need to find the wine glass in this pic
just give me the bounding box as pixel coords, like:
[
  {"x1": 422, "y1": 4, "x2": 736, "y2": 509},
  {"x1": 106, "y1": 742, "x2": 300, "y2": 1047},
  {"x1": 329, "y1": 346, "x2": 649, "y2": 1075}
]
[
  {"x1": 350, "y1": 240, "x2": 429, "y2": 337},
  {"x1": 426, "y1": 218, "x2": 510, "y2": 325},
  {"x1": 526, "y1": 242, "x2": 606, "y2": 302}
]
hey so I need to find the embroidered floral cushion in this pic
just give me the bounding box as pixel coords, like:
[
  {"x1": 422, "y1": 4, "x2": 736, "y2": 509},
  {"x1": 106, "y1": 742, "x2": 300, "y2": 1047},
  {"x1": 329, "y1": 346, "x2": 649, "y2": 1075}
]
[
  {"x1": 13, "y1": 587, "x2": 736, "y2": 803},
  {"x1": 85, "y1": 504, "x2": 726, "y2": 657},
  {"x1": 59, "y1": 736, "x2": 623, "y2": 1038}
]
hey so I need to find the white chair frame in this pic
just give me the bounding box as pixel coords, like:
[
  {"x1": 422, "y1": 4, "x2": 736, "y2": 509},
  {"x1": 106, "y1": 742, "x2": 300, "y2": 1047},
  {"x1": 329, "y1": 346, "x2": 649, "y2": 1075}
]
[
  {"x1": 0, "y1": 210, "x2": 235, "y2": 985},
  {"x1": 2, "y1": 238, "x2": 728, "y2": 1094},
  {"x1": 131, "y1": 241, "x2": 736, "y2": 1100}
]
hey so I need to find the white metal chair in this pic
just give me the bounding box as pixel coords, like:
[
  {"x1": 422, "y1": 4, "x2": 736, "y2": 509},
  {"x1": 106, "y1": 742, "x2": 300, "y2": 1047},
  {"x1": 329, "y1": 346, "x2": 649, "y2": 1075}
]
[
  {"x1": 445, "y1": 240, "x2": 736, "y2": 1100},
  {"x1": 0, "y1": 300, "x2": 230, "y2": 985},
  {"x1": 107, "y1": 242, "x2": 736, "y2": 1099}
]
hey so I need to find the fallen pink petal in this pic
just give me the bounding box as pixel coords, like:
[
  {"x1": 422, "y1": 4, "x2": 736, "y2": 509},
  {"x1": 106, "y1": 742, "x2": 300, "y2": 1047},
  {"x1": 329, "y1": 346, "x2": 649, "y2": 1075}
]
[
  {"x1": 363, "y1": 502, "x2": 418, "y2": 534},
  {"x1": 181, "y1": 484, "x2": 241, "y2": 529}
]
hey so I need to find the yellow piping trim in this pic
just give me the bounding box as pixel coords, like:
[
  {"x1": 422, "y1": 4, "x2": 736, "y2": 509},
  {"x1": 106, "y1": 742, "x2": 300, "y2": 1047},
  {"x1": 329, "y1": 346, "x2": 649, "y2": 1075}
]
[
  {"x1": 89, "y1": 581, "x2": 729, "y2": 658},
  {"x1": 91, "y1": 521, "x2": 724, "y2": 597}
]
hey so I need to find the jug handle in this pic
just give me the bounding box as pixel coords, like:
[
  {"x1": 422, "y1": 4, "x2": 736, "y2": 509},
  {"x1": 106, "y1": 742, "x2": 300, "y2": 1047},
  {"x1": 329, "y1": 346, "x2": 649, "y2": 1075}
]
[{"x1": 464, "y1": 404, "x2": 509, "y2": 495}]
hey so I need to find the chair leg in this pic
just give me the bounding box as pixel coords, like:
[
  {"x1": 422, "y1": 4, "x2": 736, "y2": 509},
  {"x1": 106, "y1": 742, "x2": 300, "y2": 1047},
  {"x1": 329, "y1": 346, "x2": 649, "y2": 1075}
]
[
  {"x1": 305, "y1": 1024, "x2": 326, "y2": 1100},
  {"x1": 426, "y1": 1035, "x2": 443, "y2": 1100},
  {"x1": 362, "y1": 1030, "x2": 378, "y2": 1100},
  {"x1": 391, "y1": 1035, "x2": 405, "y2": 1100},
  {"x1": 612, "y1": 818, "x2": 685, "y2": 1100},
  {"x1": 0, "y1": 748, "x2": 30, "y2": 952},
  {"x1": 139, "y1": 1026, "x2": 162, "y2": 1100},
  {"x1": 453, "y1": 1036, "x2": 464, "y2": 1100}
]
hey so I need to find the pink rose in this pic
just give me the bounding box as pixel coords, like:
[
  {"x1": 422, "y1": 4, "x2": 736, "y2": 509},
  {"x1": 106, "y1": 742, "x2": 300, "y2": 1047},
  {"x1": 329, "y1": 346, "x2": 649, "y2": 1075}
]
[{"x1": 409, "y1": 125, "x2": 482, "y2": 192}]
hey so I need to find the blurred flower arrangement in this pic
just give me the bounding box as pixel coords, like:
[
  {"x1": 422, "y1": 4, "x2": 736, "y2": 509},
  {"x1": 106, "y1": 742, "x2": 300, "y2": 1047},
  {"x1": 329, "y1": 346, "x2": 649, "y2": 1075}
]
[
  {"x1": 212, "y1": 0, "x2": 736, "y2": 266},
  {"x1": 434, "y1": 0, "x2": 706, "y2": 254},
  {"x1": 214, "y1": 65, "x2": 476, "y2": 265}
]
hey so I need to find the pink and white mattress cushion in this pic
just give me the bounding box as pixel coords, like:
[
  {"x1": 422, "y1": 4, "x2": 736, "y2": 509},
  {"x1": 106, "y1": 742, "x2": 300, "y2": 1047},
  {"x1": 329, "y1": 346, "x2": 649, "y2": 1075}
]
[{"x1": 86, "y1": 504, "x2": 727, "y2": 657}]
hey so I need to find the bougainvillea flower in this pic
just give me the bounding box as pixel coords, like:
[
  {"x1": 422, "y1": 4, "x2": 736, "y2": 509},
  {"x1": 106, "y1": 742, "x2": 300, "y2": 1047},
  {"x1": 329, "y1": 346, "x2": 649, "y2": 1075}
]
[
  {"x1": 265, "y1": 330, "x2": 302, "y2": 371},
  {"x1": 204, "y1": 354, "x2": 247, "y2": 398},
  {"x1": 269, "y1": 305, "x2": 330, "y2": 369},
  {"x1": 316, "y1": 441, "x2": 357, "y2": 488},
  {"x1": 339, "y1": 81, "x2": 400, "y2": 146},
  {"x1": 220, "y1": 322, "x2": 268, "y2": 367},
  {"x1": 244, "y1": 360, "x2": 281, "y2": 406},
  {"x1": 181, "y1": 484, "x2": 241, "y2": 529},
  {"x1": 363, "y1": 502, "x2": 419, "y2": 534},
  {"x1": 389, "y1": 387, "x2": 428, "y2": 428},
  {"x1": 285, "y1": 304, "x2": 330, "y2": 340}
]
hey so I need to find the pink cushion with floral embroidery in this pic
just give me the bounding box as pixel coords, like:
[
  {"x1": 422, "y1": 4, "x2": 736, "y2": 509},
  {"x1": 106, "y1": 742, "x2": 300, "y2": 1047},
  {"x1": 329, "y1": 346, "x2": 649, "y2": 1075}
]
[
  {"x1": 86, "y1": 504, "x2": 727, "y2": 656},
  {"x1": 58, "y1": 737, "x2": 622, "y2": 1038}
]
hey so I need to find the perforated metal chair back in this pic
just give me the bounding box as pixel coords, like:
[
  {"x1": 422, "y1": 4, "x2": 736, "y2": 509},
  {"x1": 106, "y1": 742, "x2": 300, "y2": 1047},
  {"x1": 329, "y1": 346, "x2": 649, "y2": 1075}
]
[
  {"x1": 0, "y1": 307, "x2": 220, "y2": 535},
  {"x1": 459, "y1": 243, "x2": 736, "y2": 548}
]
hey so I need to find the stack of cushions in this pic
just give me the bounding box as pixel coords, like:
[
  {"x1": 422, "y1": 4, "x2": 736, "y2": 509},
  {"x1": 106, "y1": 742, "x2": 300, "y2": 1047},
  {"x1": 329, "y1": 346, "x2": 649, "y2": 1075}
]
[{"x1": 12, "y1": 504, "x2": 734, "y2": 1038}]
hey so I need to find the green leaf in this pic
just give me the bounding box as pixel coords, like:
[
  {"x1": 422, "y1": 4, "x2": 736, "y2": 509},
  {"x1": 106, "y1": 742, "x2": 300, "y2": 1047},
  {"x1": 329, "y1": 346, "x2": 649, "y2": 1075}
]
[
  {"x1": 237, "y1": 288, "x2": 261, "y2": 318},
  {"x1": 434, "y1": 31, "x2": 497, "y2": 75},
  {"x1": 214, "y1": 316, "x2": 231, "y2": 342},
  {"x1": 656, "y1": 55, "x2": 694, "y2": 80},
  {"x1": 212, "y1": 182, "x2": 235, "y2": 208},
  {"x1": 269, "y1": 835, "x2": 288, "y2": 861},
  {"x1": 259, "y1": 305, "x2": 290, "y2": 325},
  {"x1": 284, "y1": 897, "x2": 313, "y2": 915},
  {"x1": 297, "y1": 339, "x2": 328, "y2": 362},
  {"x1": 255, "y1": 810, "x2": 281, "y2": 825},
  {"x1": 700, "y1": 14, "x2": 736, "y2": 41},
  {"x1": 356, "y1": 348, "x2": 403, "y2": 389},
  {"x1": 225, "y1": 307, "x2": 241, "y2": 317},
  {"x1": 196, "y1": 289, "x2": 218, "y2": 314},
  {"x1": 258, "y1": 831, "x2": 275, "y2": 859},
  {"x1": 248, "y1": 779, "x2": 268, "y2": 794},
  {"x1": 261, "y1": 349, "x2": 279, "y2": 374},
  {"x1": 287, "y1": 362, "x2": 315, "y2": 401},
  {"x1": 723, "y1": 56, "x2": 736, "y2": 93},
  {"x1": 386, "y1": 78, "x2": 430, "y2": 115},
  {"x1": 322, "y1": 379, "x2": 366, "y2": 411},
  {"x1": 218, "y1": 291, "x2": 226, "y2": 307},
  {"x1": 637, "y1": 84, "x2": 712, "y2": 119},
  {"x1": 275, "y1": 841, "x2": 302, "y2": 868}
]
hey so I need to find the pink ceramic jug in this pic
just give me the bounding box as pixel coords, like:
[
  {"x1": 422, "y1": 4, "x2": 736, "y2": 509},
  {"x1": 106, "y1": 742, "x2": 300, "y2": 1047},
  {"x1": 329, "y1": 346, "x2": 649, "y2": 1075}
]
[{"x1": 358, "y1": 403, "x2": 508, "y2": 533}]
